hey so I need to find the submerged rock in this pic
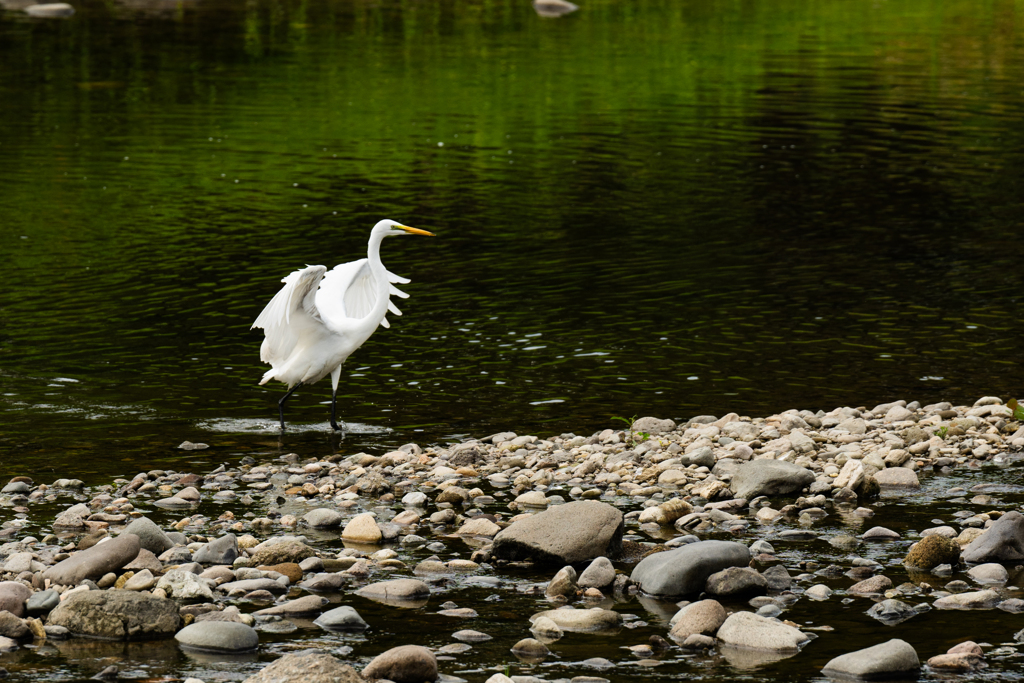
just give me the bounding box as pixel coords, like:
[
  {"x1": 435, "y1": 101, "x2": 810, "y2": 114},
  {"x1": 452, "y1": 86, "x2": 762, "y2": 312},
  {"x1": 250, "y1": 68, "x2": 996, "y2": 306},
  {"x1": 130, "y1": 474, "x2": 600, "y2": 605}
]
[
  {"x1": 716, "y1": 612, "x2": 808, "y2": 652},
  {"x1": 175, "y1": 621, "x2": 259, "y2": 652},
  {"x1": 530, "y1": 607, "x2": 621, "y2": 632},
  {"x1": 821, "y1": 639, "x2": 920, "y2": 679}
]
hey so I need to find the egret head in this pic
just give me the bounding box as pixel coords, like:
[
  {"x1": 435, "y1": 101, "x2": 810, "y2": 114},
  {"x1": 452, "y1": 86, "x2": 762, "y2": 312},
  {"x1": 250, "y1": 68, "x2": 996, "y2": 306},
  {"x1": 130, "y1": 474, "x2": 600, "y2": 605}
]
[{"x1": 374, "y1": 219, "x2": 435, "y2": 238}]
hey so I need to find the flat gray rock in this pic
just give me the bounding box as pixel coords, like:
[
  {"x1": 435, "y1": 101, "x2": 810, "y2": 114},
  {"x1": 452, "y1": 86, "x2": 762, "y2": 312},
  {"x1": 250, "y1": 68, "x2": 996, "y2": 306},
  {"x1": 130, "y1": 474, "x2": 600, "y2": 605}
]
[
  {"x1": 194, "y1": 534, "x2": 239, "y2": 565},
  {"x1": 357, "y1": 579, "x2": 431, "y2": 605},
  {"x1": 730, "y1": 460, "x2": 815, "y2": 499},
  {"x1": 47, "y1": 590, "x2": 180, "y2": 640},
  {"x1": 120, "y1": 517, "x2": 174, "y2": 554},
  {"x1": 314, "y1": 605, "x2": 369, "y2": 631},
  {"x1": 716, "y1": 611, "x2": 807, "y2": 652},
  {"x1": 43, "y1": 534, "x2": 141, "y2": 586},
  {"x1": 821, "y1": 638, "x2": 920, "y2": 679},
  {"x1": 175, "y1": 621, "x2": 259, "y2": 652},
  {"x1": 963, "y1": 511, "x2": 1024, "y2": 563},
  {"x1": 630, "y1": 540, "x2": 750, "y2": 597},
  {"x1": 492, "y1": 501, "x2": 623, "y2": 565}
]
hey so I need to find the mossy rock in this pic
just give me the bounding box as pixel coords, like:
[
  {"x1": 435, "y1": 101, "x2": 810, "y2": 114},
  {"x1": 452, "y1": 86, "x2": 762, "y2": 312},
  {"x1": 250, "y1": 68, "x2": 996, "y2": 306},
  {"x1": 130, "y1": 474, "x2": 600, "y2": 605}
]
[{"x1": 904, "y1": 535, "x2": 960, "y2": 570}]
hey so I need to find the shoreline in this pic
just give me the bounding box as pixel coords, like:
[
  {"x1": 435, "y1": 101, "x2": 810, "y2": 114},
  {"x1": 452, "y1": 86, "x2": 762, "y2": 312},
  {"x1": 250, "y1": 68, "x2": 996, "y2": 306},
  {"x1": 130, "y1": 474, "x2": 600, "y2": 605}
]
[{"x1": 0, "y1": 395, "x2": 1022, "y2": 681}]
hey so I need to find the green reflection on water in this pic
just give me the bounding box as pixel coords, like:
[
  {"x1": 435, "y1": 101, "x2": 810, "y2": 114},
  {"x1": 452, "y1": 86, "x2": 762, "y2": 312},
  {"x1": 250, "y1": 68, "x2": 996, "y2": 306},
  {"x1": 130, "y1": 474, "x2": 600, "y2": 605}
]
[{"x1": 0, "y1": 0, "x2": 1023, "y2": 486}]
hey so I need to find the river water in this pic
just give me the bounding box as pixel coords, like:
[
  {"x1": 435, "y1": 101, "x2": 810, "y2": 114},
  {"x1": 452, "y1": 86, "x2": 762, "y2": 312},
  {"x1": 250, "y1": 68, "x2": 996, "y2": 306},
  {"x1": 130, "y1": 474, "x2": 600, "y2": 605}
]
[{"x1": 1, "y1": 0, "x2": 1024, "y2": 679}]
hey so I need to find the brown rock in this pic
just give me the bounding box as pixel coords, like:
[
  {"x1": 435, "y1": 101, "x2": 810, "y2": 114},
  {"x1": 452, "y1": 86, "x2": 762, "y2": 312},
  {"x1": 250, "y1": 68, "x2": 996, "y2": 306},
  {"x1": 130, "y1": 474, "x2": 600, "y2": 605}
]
[
  {"x1": 249, "y1": 541, "x2": 317, "y2": 566},
  {"x1": 0, "y1": 582, "x2": 32, "y2": 618},
  {"x1": 904, "y1": 535, "x2": 961, "y2": 570},
  {"x1": 257, "y1": 563, "x2": 303, "y2": 583},
  {"x1": 362, "y1": 645, "x2": 438, "y2": 683},
  {"x1": 0, "y1": 611, "x2": 29, "y2": 639},
  {"x1": 948, "y1": 641, "x2": 983, "y2": 656},
  {"x1": 848, "y1": 575, "x2": 893, "y2": 595},
  {"x1": 669, "y1": 599, "x2": 727, "y2": 641},
  {"x1": 243, "y1": 651, "x2": 365, "y2": 683},
  {"x1": 926, "y1": 653, "x2": 983, "y2": 671}
]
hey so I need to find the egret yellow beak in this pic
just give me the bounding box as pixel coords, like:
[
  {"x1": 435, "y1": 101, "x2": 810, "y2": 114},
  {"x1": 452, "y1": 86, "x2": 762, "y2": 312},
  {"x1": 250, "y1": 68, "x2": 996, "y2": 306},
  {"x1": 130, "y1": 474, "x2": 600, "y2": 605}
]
[{"x1": 398, "y1": 225, "x2": 435, "y2": 236}]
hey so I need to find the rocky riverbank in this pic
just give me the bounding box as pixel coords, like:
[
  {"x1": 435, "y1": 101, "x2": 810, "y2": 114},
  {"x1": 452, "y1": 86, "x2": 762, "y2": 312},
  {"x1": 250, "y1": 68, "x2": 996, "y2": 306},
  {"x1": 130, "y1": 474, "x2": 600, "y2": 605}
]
[{"x1": 1, "y1": 396, "x2": 1023, "y2": 682}]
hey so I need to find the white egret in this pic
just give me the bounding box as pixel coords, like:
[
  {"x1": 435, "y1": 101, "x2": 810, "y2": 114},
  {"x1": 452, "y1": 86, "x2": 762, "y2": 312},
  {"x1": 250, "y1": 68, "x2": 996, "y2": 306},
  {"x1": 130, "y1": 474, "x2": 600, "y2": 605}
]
[{"x1": 252, "y1": 219, "x2": 435, "y2": 430}]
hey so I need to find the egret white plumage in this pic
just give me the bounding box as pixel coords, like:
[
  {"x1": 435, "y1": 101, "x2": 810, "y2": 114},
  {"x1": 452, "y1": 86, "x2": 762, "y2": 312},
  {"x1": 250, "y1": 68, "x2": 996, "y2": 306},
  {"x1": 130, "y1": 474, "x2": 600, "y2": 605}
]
[{"x1": 252, "y1": 219, "x2": 434, "y2": 430}]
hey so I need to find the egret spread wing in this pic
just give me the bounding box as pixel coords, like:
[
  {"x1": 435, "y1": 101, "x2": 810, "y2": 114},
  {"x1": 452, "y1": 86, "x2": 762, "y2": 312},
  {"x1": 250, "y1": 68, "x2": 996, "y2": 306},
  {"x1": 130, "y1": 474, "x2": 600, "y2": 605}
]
[
  {"x1": 316, "y1": 259, "x2": 411, "y2": 330},
  {"x1": 252, "y1": 265, "x2": 327, "y2": 367}
]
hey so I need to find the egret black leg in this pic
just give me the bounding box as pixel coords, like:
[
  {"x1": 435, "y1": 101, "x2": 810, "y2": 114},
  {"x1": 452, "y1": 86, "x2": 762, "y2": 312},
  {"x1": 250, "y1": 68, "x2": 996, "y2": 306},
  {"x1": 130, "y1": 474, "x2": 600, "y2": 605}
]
[
  {"x1": 329, "y1": 388, "x2": 343, "y2": 432},
  {"x1": 278, "y1": 383, "x2": 303, "y2": 430}
]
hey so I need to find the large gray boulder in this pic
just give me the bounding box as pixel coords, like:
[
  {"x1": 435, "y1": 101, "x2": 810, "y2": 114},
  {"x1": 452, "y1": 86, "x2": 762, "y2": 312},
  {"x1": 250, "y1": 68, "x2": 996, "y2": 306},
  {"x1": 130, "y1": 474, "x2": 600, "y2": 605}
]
[
  {"x1": 46, "y1": 590, "x2": 180, "y2": 640},
  {"x1": 730, "y1": 460, "x2": 815, "y2": 499},
  {"x1": 194, "y1": 534, "x2": 239, "y2": 565},
  {"x1": 963, "y1": 511, "x2": 1024, "y2": 563},
  {"x1": 492, "y1": 501, "x2": 623, "y2": 565},
  {"x1": 630, "y1": 540, "x2": 750, "y2": 597},
  {"x1": 43, "y1": 534, "x2": 141, "y2": 586},
  {"x1": 821, "y1": 639, "x2": 920, "y2": 679},
  {"x1": 120, "y1": 517, "x2": 174, "y2": 554},
  {"x1": 243, "y1": 651, "x2": 364, "y2": 683}
]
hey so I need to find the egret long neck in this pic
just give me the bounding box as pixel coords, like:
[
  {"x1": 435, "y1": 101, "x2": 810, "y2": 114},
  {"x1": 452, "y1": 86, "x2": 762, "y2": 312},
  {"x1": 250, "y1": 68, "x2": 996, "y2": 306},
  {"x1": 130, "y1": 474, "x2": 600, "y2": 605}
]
[{"x1": 360, "y1": 228, "x2": 391, "y2": 325}]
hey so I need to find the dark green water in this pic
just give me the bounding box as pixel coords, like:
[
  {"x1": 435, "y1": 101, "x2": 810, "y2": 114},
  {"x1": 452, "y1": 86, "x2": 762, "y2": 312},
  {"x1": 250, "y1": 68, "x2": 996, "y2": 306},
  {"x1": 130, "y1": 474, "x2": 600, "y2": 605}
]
[
  {"x1": 3, "y1": 0, "x2": 1024, "y2": 481},
  {"x1": 1, "y1": 9, "x2": 1024, "y2": 681}
]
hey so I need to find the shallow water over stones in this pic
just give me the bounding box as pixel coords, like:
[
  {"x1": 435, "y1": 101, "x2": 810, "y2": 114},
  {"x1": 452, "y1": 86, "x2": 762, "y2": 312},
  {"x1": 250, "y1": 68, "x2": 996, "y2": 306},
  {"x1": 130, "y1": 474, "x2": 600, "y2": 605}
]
[{"x1": 0, "y1": 399, "x2": 1023, "y2": 682}]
